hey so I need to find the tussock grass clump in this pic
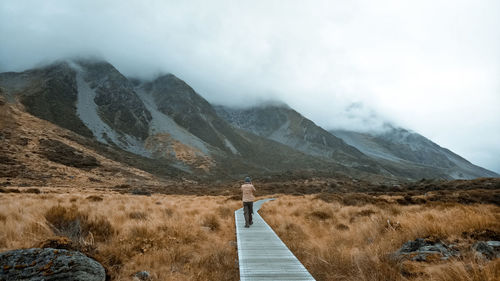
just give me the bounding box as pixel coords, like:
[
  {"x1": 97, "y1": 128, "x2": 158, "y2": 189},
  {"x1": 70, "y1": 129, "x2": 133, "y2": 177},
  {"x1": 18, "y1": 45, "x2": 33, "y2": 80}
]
[
  {"x1": 308, "y1": 210, "x2": 332, "y2": 220},
  {"x1": 162, "y1": 207, "x2": 174, "y2": 217},
  {"x1": 202, "y1": 213, "x2": 220, "y2": 231},
  {"x1": 44, "y1": 205, "x2": 82, "y2": 240},
  {"x1": 128, "y1": 225, "x2": 152, "y2": 239},
  {"x1": 44, "y1": 205, "x2": 114, "y2": 242},
  {"x1": 225, "y1": 194, "x2": 240, "y2": 201},
  {"x1": 336, "y1": 223, "x2": 349, "y2": 231},
  {"x1": 86, "y1": 195, "x2": 103, "y2": 202},
  {"x1": 217, "y1": 205, "x2": 233, "y2": 218},
  {"x1": 128, "y1": 211, "x2": 148, "y2": 220},
  {"x1": 357, "y1": 209, "x2": 376, "y2": 217},
  {"x1": 35, "y1": 236, "x2": 77, "y2": 251},
  {"x1": 2, "y1": 188, "x2": 21, "y2": 193}
]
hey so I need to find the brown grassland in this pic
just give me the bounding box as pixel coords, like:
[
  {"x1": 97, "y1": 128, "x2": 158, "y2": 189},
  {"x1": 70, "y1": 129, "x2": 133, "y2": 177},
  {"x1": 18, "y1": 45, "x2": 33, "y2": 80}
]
[
  {"x1": 0, "y1": 183, "x2": 499, "y2": 281},
  {"x1": 260, "y1": 195, "x2": 500, "y2": 281},
  {"x1": 0, "y1": 187, "x2": 242, "y2": 280}
]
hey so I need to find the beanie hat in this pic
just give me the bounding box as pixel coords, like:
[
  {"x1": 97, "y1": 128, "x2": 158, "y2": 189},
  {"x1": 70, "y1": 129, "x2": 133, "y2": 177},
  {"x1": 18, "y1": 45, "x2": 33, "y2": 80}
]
[{"x1": 244, "y1": 176, "x2": 251, "y2": 183}]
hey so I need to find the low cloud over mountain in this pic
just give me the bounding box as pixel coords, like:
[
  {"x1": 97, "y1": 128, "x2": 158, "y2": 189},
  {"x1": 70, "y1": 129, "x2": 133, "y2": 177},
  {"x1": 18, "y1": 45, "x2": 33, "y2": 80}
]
[
  {"x1": 1, "y1": 59, "x2": 497, "y2": 181},
  {"x1": 1, "y1": 0, "x2": 499, "y2": 173}
]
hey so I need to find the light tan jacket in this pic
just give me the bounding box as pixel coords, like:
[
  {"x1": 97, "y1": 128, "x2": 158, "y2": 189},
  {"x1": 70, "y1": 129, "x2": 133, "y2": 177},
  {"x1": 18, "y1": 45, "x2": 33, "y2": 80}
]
[{"x1": 241, "y1": 183, "x2": 256, "y2": 202}]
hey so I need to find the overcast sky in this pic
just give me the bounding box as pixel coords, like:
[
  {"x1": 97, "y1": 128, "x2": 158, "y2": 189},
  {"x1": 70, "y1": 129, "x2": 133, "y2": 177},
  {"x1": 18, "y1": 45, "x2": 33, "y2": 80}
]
[{"x1": 1, "y1": 0, "x2": 499, "y2": 173}]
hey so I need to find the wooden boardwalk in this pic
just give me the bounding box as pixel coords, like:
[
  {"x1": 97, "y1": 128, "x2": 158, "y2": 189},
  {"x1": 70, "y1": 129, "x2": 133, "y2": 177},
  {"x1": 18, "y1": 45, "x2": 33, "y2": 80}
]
[{"x1": 235, "y1": 199, "x2": 316, "y2": 281}]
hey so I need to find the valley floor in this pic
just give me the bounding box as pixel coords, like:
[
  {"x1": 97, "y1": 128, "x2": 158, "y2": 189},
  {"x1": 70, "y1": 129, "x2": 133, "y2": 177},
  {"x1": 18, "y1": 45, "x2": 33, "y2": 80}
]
[
  {"x1": 260, "y1": 195, "x2": 500, "y2": 281},
  {"x1": 0, "y1": 182, "x2": 499, "y2": 281},
  {"x1": 0, "y1": 188, "x2": 241, "y2": 280}
]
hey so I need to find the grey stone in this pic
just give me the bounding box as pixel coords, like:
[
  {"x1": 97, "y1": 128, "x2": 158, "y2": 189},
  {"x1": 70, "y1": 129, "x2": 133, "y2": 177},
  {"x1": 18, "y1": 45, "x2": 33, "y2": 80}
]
[
  {"x1": 395, "y1": 238, "x2": 458, "y2": 262},
  {"x1": 411, "y1": 253, "x2": 430, "y2": 262},
  {"x1": 134, "y1": 271, "x2": 151, "y2": 281},
  {"x1": 0, "y1": 248, "x2": 105, "y2": 281},
  {"x1": 399, "y1": 238, "x2": 426, "y2": 253},
  {"x1": 473, "y1": 241, "x2": 500, "y2": 260},
  {"x1": 487, "y1": 241, "x2": 500, "y2": 247}
]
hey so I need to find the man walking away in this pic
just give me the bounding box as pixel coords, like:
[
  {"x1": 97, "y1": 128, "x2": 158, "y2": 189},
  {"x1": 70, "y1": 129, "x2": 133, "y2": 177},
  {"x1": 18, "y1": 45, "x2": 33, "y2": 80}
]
[{"x1": 241, "y1": 176, "x2": 256, "y2": 228}]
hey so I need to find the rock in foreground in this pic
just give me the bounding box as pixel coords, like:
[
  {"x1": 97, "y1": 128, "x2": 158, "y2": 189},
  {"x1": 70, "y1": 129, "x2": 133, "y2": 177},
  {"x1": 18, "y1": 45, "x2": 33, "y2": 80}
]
[{"x1": 0, "y1": 248, "x2": 105, "y2": 281}]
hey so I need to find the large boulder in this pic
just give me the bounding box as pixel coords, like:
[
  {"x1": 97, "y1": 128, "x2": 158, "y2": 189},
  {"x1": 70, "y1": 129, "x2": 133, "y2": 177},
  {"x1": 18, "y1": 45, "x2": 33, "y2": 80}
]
[{"x1": 0, "y1": 248, "x2": 105, "y2": 281}]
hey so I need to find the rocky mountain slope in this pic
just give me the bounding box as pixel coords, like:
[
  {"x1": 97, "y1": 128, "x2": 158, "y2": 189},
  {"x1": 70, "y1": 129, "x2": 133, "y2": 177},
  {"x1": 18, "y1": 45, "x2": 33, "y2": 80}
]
[
  {"x1": 0, "y1": 60, "x2": 363, "y2": 180},
  {"x1": 0, "y1": 59, "x2": 497, "y2": 182},
  {"x1": 331, "y1": 127, "x2": 498, "y2": 179},
  {"x1": 0, "y1": 94, "x2": 173, "y2": 188},
  {"x1": 216, "y1": 104, "x2": 498, "y2": 180},
  {"x1": 214, "y1": 104, "x2": 367, "y2": 164}
]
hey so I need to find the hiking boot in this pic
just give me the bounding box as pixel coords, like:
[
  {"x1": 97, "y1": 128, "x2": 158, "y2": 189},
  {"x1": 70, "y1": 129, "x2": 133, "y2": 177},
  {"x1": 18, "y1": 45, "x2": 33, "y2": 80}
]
[
  {"x1": 244, "y1": 225, "x2": 249, "y2": 228},
  {"x1": 250, "y1": 221, "x2": 253, "y2": 225}
]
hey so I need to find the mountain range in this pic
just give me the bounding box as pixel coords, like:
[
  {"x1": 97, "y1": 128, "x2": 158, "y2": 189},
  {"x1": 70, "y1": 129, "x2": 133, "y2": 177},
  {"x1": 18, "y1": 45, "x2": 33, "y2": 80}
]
[{"x1": 0, "y1": 59, "x2": 497, "y2": 183}]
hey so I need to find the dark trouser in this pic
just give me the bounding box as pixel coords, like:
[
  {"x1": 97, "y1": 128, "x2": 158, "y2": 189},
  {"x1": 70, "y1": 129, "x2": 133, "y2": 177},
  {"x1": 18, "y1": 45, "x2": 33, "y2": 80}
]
[{"x1": 243, "y1": 201, "x2": 253, "y2": 226}]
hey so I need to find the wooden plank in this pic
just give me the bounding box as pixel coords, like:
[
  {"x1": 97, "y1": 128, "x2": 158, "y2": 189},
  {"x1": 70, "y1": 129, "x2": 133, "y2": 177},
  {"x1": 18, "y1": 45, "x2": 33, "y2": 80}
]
[{"x1": 235, "y1": 199, "x2": 316, "y2": 281}]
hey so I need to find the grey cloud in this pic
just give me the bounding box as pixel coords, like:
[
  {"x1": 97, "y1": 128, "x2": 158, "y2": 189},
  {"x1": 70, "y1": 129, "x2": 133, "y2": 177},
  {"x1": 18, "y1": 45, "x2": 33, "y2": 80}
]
[{"x1": 1, "y1": 0, "x2": 499, "y2": 173}]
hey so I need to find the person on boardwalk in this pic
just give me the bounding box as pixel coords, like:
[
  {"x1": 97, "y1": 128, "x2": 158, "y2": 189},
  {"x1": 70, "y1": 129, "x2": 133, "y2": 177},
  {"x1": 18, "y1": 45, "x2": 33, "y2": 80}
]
[{"x1": 241, "y1": 176, "x2": 256, "y2": 228}]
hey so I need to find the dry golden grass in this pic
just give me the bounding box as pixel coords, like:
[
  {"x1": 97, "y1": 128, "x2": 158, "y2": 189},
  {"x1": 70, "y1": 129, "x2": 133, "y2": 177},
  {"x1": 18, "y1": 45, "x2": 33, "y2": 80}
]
[
  {"x1": 2, "y1": 186, "x2": 499, "y2": 281},
  {"x1": 260, "y1": 195, "x2": 500, "y2": 281},
  {"x1": 0, "y1": 188, "x2": 241, "y2": 280}
]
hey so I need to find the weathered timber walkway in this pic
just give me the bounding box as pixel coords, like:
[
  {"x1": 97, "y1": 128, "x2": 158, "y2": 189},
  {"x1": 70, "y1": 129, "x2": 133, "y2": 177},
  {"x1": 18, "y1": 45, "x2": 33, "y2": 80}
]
[{"x1": 235, "y1": 198, "x2": 316, "y2": 281}]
